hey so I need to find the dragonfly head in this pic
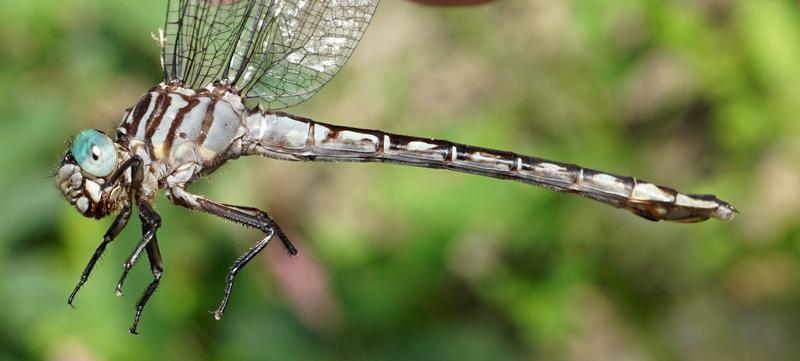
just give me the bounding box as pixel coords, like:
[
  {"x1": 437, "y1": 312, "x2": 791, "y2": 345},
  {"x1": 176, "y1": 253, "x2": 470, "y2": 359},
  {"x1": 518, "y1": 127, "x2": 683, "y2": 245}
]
[{"x1": 55, "y1": 129, "x2": 128, "y2": 219}]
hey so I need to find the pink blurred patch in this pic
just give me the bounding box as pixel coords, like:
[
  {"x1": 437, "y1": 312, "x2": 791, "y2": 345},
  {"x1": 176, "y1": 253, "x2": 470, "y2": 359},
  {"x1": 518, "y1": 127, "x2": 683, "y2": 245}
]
[{"x1": 264, "y1": 235, "x2": 342, "y2": 333}]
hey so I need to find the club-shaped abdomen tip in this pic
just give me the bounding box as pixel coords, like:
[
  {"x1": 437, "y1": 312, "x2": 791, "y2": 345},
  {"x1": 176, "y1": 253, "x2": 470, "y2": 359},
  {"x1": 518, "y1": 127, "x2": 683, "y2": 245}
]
[{"x1": 714, "y1": 203, "x2": 738, "y2": 221}]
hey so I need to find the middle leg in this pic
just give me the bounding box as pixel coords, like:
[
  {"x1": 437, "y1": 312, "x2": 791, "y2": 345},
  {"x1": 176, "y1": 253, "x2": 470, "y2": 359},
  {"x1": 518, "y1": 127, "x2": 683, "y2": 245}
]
[
  {"x1": 115, "y1": 198, "x2": 161, "y2": 296},
  {"x1": 128, "y1": 229, "x2": 164, "y2": 334}
]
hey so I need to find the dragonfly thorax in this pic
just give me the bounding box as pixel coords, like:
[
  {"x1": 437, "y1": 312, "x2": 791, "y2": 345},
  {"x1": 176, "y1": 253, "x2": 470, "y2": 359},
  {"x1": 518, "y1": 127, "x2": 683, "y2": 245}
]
[{"x1": 118, "y1": 83, "x2": 247, "y2": 182}]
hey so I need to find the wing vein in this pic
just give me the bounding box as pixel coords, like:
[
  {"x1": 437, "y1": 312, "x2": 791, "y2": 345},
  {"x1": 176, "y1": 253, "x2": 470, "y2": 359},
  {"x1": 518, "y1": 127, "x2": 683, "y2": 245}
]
[{"x1": 162, "y1": 0, "x2": 378, "y2": 109}]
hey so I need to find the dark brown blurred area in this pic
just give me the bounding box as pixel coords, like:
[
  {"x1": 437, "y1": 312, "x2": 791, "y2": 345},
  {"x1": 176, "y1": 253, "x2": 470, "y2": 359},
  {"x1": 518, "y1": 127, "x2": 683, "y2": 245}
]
[{"x1": 408, "y1": 0, "x2": 497, "y2": 6}]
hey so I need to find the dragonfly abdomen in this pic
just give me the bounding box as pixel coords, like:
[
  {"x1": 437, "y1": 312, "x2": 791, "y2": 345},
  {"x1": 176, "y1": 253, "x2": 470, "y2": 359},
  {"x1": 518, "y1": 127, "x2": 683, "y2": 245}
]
[{"x1": 243, "y1": 110, "x2": 736, "y2": 223}]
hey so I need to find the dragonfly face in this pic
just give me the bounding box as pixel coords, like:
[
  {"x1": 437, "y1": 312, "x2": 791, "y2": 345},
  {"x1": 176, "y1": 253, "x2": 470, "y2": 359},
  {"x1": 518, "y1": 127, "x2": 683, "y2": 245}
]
[{"x1": 55, "y1": 129, "x2": 129, "y2": 219}]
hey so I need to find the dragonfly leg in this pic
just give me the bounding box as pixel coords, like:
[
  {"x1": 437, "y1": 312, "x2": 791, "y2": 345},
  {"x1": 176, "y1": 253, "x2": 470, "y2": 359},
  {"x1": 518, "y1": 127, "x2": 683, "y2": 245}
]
[
  {"x1": 214, "y1": 226, "x2": 274, "y2": 320},
  {"x1": 129, "y1": 231, "x2": 164, "y2": 334},
  {"x1": 167, "y1": 186, "x2": 295, "y2": 320},
  {"x1": 102, "y1": 155, "x2": 141, "y2": 190},
  {"x1": 168, "y1": 187, "x2": 298, "y2": 255},
  {"x1": 115, "y1": 199, "x2": 161, "y2": 296},
  {"x1": 67, "y1": 203, "x2": 132, "y2": 307}
]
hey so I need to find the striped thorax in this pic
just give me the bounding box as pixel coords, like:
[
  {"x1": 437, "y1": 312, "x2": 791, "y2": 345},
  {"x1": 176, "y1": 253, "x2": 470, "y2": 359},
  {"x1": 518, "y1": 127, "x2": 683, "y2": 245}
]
[{"x1": 118, "y1": 83, "x2": 241, "y2": 185}]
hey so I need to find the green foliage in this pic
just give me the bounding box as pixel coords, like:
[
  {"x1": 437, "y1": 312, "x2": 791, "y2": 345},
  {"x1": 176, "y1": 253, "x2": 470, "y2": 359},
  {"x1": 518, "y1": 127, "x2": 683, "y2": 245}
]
[{"x1": 1, "y1": 1, "x2": 798, "y2": 360}]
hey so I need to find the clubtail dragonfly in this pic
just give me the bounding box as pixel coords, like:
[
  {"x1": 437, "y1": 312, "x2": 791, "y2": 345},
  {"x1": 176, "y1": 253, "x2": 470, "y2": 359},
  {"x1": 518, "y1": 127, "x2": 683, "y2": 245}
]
[{"x1": 54, "y1": 0, "x2": 737, "y2": 334}]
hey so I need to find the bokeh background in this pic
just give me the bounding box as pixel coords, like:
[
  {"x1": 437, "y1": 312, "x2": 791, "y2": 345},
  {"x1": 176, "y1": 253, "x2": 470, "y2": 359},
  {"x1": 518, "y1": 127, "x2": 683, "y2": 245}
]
[{"x1": 1, "y1": 0, "x2": 799, "y2": 360}]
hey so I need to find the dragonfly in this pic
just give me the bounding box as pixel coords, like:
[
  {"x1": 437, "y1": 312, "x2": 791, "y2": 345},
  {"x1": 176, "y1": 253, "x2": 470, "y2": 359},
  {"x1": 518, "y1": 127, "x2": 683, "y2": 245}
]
[{"x1": 54, "y1": 0, "x2": 737, "y2": 334}]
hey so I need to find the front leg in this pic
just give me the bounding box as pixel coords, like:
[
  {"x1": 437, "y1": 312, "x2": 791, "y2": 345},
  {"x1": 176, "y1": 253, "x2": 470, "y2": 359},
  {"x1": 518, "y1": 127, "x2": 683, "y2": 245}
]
[
  {"x1": 167, "y1": 186, "x2": 296, "y2": 320},
  {"x1": 67, "y1": 203, "x2": 132, "y2": 307},
  {"x1": 68, "y1": 155, "x2": 142, "y2": 306}
]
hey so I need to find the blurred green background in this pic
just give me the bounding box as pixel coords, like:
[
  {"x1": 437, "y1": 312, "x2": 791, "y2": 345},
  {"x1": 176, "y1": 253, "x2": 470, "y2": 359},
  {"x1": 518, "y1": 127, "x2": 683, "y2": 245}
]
[{"x1": 1, "y1": 0, "x2": 799, "y2": 360}]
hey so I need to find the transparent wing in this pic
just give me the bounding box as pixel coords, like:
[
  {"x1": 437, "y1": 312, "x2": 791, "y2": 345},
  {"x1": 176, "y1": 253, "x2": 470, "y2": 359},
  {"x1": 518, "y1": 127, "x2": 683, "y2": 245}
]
[
  {"x1": 239, "y1": 0, "x2": 378, "y2": 108},
  {"x1": 162, "y1": 0, "x2": 253, "y2": 90},
  {"x1": 162, "y1": 0, "x2": 378, "y2": 109}
]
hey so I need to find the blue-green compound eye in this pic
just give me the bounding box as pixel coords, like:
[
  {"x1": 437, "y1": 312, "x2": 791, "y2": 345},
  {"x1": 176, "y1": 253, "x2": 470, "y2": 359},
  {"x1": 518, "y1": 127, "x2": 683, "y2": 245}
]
[{"x1": 71, "y1": 129, "x2": 117, "y2": 177}]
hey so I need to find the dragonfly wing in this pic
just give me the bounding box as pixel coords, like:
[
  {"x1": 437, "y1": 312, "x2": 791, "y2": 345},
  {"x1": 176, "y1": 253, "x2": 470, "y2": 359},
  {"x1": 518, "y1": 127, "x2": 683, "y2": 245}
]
[
  {"x1": 162, "y1": 0, "x2": 253, "y2": 90},
  {"x1": 162, "y1": 0, "x2": 379, "y2": 109},
  {"x1": 240, "y1": 0, "x2": 379, "y2": 109}
]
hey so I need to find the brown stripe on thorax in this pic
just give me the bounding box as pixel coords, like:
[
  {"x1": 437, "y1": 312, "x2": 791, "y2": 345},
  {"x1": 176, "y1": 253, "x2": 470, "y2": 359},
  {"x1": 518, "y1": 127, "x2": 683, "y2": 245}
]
[
  {"x1": 164, "y1": 94, "x2": 200, "y2": 154},
  {"x1": 196, "y1": 98, "x2": 218, "y2": 145},
  {"x1": 144, "y1": 93, "x2": 172, "y2": 160},
  {"x1": 124, "y1": 91, "x2": 154, "y2": 135}
]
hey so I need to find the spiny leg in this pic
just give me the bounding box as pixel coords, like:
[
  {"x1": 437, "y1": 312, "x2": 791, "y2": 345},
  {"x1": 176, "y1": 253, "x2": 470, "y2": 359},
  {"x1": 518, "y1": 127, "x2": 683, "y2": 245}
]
[
  {"x1": 129, "y1": 233, "x2": 164, "y2": 334},
  {"x1": 115, "y1": 199, "x2": 160, "y2": 296},
  {"x1": 168, "y1": 186, "x2": 294, "y2": 319},
  {"x1": 168, "y1": 186, "x2": 297, "y2": 255},
  {"x1": 199, "y1": 200, "x2": 297, "y2": 256},
  {"x1": 67, "y1": 203, "x2": 132, "y2": 307}
]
